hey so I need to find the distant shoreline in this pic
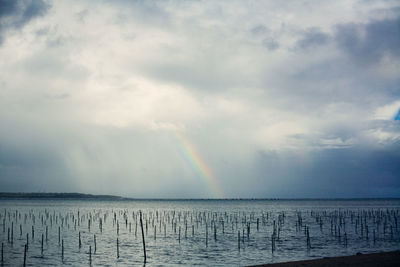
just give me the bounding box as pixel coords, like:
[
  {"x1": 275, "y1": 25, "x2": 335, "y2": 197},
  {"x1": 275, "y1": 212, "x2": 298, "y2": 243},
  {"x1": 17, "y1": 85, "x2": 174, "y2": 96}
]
[
  {"x1": 0, "y1": 192, "x2": 127, "y2": 200},
  {"x1": 0, "y1": 192, "x2": 399, "y2": 201}
]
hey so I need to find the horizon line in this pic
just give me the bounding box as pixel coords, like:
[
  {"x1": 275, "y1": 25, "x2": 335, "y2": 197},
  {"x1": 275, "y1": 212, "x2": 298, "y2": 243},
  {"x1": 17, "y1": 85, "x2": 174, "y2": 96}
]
[{"x1": 0, "y1": 192, "x2": 399, "y2": 201}]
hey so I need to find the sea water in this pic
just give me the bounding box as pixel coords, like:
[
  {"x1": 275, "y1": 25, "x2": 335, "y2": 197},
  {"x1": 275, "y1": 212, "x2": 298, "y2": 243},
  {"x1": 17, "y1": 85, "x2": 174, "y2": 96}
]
[{"x1": 0, "y1": 199, "x2": 399, "y2": 266}]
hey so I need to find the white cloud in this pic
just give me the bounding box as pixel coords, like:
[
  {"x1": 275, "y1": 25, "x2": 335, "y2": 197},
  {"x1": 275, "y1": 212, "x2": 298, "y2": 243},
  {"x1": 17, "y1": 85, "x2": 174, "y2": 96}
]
[{"x1": 374, "y1": 101, "x2": 400, "y2": 120}]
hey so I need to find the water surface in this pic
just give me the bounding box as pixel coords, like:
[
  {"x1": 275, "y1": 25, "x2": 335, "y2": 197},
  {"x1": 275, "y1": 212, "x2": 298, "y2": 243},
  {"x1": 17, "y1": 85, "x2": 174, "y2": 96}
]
[{"x1": 1, "y1": 199, "x2": 399, "y2": 266}]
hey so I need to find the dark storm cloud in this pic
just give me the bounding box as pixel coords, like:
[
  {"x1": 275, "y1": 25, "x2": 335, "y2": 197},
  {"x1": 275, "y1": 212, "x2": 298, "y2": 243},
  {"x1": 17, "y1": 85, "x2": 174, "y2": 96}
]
[
  {"x1": 335, "y1": 16, "x2": 400, "y2": 65},
  {"x1": 0, "y1": 127, "x2": 73, "y2": 193},
  {"x1": 254, "y1": 145, "x2": 400, "y2": 198},
  {"x1": 251, "y1": 25, "x2": 269, "y2": 35},
  {"x1": 295, "y1": 27, "x2": 330, "y2": 50},
  {"x1": 113, "y1": 0, "x2": 171, "y2": 27},
  {"x1": 293, "y1": 15, "x2": 400, "y2": 66},
  {"x1": 277, "y1": 17, "x2": 400, "y2": 111},
  {"x1": 0, "y1": 147, "x2": 70, "y2": 192},
  {"x1": 251, "y1": 24, "x2": 280, "y2": 51},
  {"x1": 262, "y1": 37, "x2": 280, "y2": 51},
  {"x1": 0, "y1": 0, "x2": 50, "y2": 44}
]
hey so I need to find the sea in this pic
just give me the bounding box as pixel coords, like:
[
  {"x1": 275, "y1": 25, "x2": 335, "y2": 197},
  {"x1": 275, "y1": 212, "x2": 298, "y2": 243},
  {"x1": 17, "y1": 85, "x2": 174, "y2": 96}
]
[{"x1": 1, "y1": 199, "x2": 399, "y2": 266}]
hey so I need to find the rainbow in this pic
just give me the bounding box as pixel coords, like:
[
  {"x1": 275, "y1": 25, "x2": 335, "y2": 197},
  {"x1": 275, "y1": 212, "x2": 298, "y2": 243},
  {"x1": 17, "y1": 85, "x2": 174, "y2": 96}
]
[{"x1": 172, "y1": 131, "x2": 224, "y2": 198}]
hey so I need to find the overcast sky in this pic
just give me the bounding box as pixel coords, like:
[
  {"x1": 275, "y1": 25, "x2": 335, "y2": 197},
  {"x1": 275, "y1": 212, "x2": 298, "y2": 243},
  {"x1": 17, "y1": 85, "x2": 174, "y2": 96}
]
[{"x1": 0, "y1": 0, "x2": 399, "y2": 198}]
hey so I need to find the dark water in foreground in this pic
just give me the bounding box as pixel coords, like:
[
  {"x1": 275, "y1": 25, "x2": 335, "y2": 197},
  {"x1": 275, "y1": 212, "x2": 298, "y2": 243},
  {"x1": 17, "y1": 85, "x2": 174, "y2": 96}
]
[{"x1": 1, "y1": 199, "x2": 399, "y2": 266}]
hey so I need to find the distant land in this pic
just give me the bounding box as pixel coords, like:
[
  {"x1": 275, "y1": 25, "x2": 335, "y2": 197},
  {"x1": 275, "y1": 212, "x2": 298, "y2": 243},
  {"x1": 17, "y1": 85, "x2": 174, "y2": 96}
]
[
  {"x1": 0, "y1": 192, "x2": 127, "y2": 200},
  {"x1": 0, "y1": 193, "x2": 399, "y2": 201}
]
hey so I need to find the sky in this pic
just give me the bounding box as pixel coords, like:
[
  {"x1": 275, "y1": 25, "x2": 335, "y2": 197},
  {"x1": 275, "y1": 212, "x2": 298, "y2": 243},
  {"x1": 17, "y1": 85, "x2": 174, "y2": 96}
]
[{"x1": 0, "y1": 0, "x2": 399, "y2": 198}]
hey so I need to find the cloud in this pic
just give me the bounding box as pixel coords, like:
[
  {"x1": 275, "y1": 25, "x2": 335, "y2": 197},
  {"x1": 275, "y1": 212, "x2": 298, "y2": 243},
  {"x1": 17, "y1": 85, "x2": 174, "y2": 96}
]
[
  {"x1": 251, "y1": 25, "x2": 269, "y2": 35},
  {"x1": 262, "y1": 37, "x2": 280, "y2": 51},
  {"x1": 295, "y1": 27, "x2": 330, "y2": 50},
  {"x1": 0, "y1": 0, "x2": 399, "y2": 198},
  {"x1": 374, "y1": 101, "x2": 400, "y2": 120},
  {"x1": 0, "y1": 0, "x2": 51, "y2": 44},
  {"x1": 335, "y1": 16, "x2": 400, "y2": 65},
  {"x1": 253, "y1": 144, "x2": 400, "y2": 198}
]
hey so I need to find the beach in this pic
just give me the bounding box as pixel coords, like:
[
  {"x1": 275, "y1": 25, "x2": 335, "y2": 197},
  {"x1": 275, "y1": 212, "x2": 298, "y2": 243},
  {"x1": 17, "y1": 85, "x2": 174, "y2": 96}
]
[{"x1": 250, "y1": 250, "x2": 400, "y2": 267}]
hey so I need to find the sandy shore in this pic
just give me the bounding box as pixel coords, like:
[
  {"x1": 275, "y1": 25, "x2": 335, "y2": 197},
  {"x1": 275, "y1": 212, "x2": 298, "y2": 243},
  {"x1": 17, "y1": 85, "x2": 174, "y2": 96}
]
[{"x1": 248, "y1": 251, "x2": 400, "y2": 267}]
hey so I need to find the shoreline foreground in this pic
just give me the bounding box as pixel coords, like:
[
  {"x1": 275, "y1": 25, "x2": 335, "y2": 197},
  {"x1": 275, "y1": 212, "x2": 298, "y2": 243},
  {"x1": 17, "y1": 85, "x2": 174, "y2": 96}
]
[{"x1": 249, "y1": 251, "x2": 400, "y2": 267}]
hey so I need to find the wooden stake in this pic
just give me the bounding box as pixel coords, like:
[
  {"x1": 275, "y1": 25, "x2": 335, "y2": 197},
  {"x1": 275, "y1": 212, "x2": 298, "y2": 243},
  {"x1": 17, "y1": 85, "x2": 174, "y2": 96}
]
[
  {"x1": 117, "y1": 238, "x2": 119, "y2": 258},
  {"x1": 62, "y1": 239, "x2": 64, "y2": 262},
  {"x1": 94, "y1": 234, "x2": 97, "y2": 253},
  {"x1": 140, "y1": 211, "x2": 146, "y2": 263},
  {"x1": 238, "y1": 231, "x2": 240, "y2": 251},
  {"x1": 10, "y1": 222, "x2": 13, "y2": 244},
  {"x1": 41, "y1": 233, "x2": 44, "y2": 256},
  {"x1": 23, "y1": 244, "x2": 27, "y2": 267},
  {"x1": 206, "y1": 224, "x2": 208, "y2": 247}
]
